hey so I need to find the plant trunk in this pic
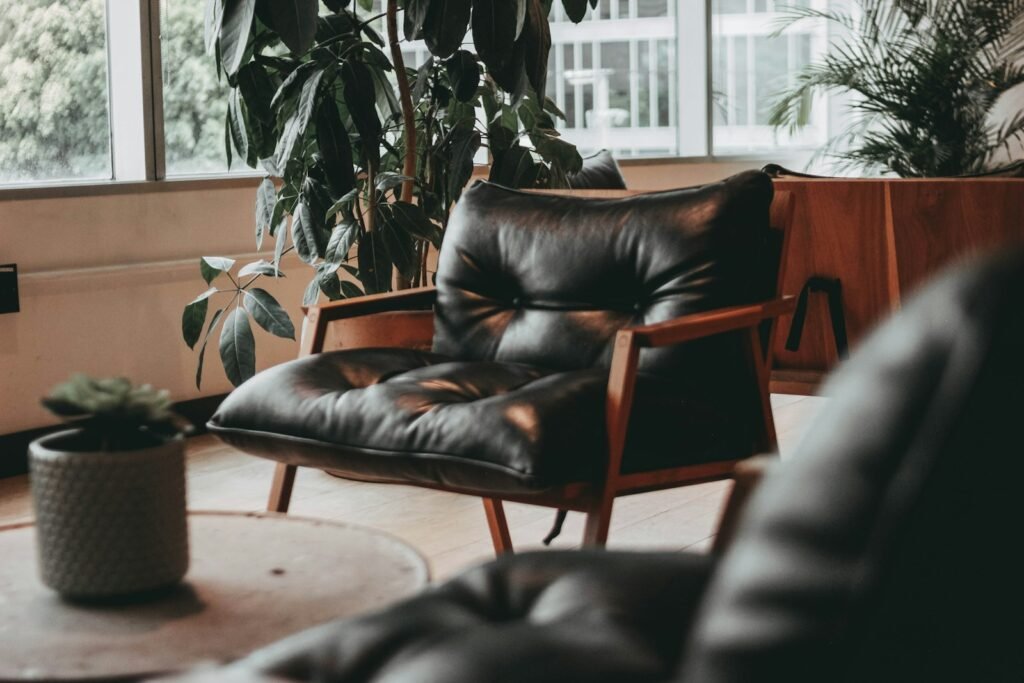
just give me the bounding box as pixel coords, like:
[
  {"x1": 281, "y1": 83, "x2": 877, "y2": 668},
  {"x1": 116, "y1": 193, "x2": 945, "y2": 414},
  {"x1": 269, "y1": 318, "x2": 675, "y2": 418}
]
[{"x1": 388, "y1": 0, "x2": 418, "y2": 291}]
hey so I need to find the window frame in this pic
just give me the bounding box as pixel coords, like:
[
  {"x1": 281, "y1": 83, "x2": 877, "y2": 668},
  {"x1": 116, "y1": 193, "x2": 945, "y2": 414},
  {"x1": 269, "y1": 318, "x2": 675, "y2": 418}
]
[{"x1": 0, "y1": 0, "x2": 814, "y2": 197}]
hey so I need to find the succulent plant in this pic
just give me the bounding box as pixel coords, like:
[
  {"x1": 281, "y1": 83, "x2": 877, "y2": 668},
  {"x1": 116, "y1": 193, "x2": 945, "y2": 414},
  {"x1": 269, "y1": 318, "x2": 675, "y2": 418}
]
[{"x1": 41, "y1": 375, "x2": 188, "y2": 451}]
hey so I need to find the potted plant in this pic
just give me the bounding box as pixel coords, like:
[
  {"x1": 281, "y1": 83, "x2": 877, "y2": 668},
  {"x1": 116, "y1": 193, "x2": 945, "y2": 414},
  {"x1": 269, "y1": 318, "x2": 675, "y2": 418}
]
[
  {"x1": 29, "y1": 375, "x2": 190, "y2": 599},
  {"x1": 770, "y1": 0, "x2": 1024, "y2": 176},
  {"x1": 184, "y1": 0, "x2": 590, "y2": 388}
]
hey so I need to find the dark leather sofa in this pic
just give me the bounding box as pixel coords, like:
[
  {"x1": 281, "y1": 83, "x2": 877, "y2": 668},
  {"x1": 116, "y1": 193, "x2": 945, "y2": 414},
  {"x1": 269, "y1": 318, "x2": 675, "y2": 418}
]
[{"x1": 168, "y1": 247, "x2": 1024, "y2": 682}]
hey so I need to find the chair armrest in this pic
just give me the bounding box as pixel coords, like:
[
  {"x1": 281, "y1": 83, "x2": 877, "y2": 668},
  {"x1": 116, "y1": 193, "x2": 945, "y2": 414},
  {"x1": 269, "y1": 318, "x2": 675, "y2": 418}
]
[
  {"x1": 627, "y1": 296, "x2": 796, "y2": 348},
  {"x1": 303, "y1": 287, "x2": 437, "y2": 323}
]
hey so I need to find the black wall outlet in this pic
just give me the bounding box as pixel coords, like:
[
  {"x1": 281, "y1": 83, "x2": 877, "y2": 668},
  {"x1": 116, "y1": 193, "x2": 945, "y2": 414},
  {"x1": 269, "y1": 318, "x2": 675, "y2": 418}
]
[{"x1": 0, "y1": 264, "x2": 19, "y2": 314}]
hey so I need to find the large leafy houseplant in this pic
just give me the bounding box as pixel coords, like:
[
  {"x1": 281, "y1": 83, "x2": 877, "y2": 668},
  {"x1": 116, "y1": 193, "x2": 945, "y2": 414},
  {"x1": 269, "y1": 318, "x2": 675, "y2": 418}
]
[
  {"x1": 770, "y1": 0, "x2": 1024, "y2": 177},
  {"x1": 184, "y1": 0, "x2": 595, "y2": 388}
]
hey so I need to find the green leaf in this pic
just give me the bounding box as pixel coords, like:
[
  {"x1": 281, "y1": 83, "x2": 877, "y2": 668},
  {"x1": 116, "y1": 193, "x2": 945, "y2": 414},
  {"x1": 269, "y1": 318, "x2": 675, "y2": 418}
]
[
  {"x1": 239, "y1": 260, "x2": 286, "y2": 277},
  {"x1": 302, "y1": 276, "x2": 321, "y2": 306},
  {"x1": 472, "y1": 0, "x2": 519, "y2": 75},
  {"x1": 357, "y1": 230, "x2": 391, "y2": 295},
  {"x1": 316, "y1": 263, "x2": 343, "y2": 300},
  {"x1": 316, "y1": 98, "x2": 357, "y2": 197},
  {"x1": 379, "y1": 201, "x2": 443, "y2": 249},
  {"x1": 561, "y1": 0, "x2": 587, "y2": 22},
  {"x1": 423, "y1": 0, "x2": 471, "y2": 59},
  {"x1": 340, "y1": 280, "x2": 363, "y2": 298},
  {"x1": 258, "y1": 0, "x2": 319, "y2": 55},
  {"x1": 375, "y1": 172, "x2": 415, "y2": 192},
  {"x1": 324, "y1": 187, "x2": 360, "y2": 219},
  {"x1": 404, "y1": 0, "x2": 429, "y2": 40},
  {"x1": 291, "y1": 201, "x2": 318, "y2": 264},
  {"x1": 357, "y1": 0, "x2": 373, "y2": 10},
  {"x1": 195, "y1": 308, "x2": 225, "y2": 390},
  {"x1": 244, "y1": 288, "x2": 296, "y2": 339},
  {"x1": 255, "y1": 177, "x2": 276, "y2": 250},
  {"x1": 182, "y1": 297, "x2": 210, "y2": 349},
  {"x1": 375, "y1": 206, "x2": 419, "y2": 279},
  {"x1": 219, "y1": 307, "x2": 257, "y2": 386},
  {"x1": 522, "y1": 0, "x2": 552, "y2": 97},
  {"x1": 273, "y1": 216, "x2": 289, "y2": 272},
  {"x1": 205, "y1": 0, "x2": 226, "y2": 55},
  {"x1": 201, "y1": 257, "x2": 236, "y2": 284},
  {"x1": 444, "y1": 121, "x2": 482, "y2": 201},
  {"x1": 341, "y1": 62, "x2": 381, "y2": 164},
  {"x1": 220, "y1": 0, "x2": 257, "y2": 76},
  {"x1": 325, "y1": 220, "x2": 358, "y2": 263},
  {"x1": 445, "y1": 50, "x2": 481, "y2": 102},
  {"x1": 274, "y1": 68, "x2": 325, "y2": 169},
  {"x1": 489, "y1": 145, "x2": 538, "y2": 188}
]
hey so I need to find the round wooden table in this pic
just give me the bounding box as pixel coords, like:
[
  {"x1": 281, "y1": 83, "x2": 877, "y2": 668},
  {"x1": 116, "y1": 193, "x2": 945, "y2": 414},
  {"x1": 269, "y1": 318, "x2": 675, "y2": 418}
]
[{"x1": 0, "y1": 511, "x2": 429, "y2": 681}]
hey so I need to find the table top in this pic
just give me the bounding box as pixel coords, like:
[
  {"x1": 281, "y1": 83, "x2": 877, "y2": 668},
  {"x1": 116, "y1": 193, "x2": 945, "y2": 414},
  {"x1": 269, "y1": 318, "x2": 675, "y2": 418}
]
[{"x1": 0, "y1": 511, "x2": 429, "y2": 682}]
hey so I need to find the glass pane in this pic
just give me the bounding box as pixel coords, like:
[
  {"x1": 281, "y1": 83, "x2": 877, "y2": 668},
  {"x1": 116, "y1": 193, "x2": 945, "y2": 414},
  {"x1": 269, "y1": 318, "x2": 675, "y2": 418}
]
[
  {"x1": 549, "y1": 3, "x2": 681, "y2": 158},
  {"x1": 161, "y1": 0, "x2": 238, "y2": 176},
  {"x1": 711, "y1": 0, "x2": 829, "y2": 153},
  {"x1": 0, "y1": 0, "x2": 112, "y2": 184}
]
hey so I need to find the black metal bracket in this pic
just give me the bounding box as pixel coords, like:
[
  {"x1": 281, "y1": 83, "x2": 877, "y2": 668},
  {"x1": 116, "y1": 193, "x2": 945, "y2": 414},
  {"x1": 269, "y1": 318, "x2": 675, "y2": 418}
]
[
  {"x1": 785, "y1": 276, "x2": 848, "y2": 359},
  {"x1": 0, "y1": 264, "x2": 19, "y2": 314}
]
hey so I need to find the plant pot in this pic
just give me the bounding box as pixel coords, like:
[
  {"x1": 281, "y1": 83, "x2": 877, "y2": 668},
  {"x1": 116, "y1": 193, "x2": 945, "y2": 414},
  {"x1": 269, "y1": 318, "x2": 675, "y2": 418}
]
[{"x1": 28, "y1": 429, "x2": 189, "y2": 599}]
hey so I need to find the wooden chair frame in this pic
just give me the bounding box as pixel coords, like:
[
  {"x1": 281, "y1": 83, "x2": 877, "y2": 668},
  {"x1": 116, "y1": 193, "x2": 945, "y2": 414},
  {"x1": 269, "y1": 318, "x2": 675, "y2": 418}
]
[{"x1": 267, "y1": 192, "x2": 796, "y2": 554}]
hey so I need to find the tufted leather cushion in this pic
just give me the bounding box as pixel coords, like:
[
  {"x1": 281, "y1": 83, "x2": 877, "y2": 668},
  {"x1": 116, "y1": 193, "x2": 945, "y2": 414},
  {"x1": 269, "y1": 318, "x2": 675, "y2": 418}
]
[
  {"x1": 567, "y1": 149, "x2": 628, "y2": 189},
  {"x1": 433, "y1": 172, "x2": 775, "y2": 375},
  {"x1": 679, "y1": 248, "x2": 1024, "y2": 682},
  {"x1": 210, "y1": 172, "x2": 775, "y2": 494},
  {"x1": 203, "y1": 551, "x2": 714, "y2": 683}
]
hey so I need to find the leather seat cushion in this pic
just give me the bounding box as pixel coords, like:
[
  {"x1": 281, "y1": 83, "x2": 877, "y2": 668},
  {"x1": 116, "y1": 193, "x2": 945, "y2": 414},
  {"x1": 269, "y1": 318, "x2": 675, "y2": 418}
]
[
  {"x1": 216, "y1": 551, "x2": 715, "y2": 683},
  {"x1": 209, "y1": 348, "x2": 755, "y2": 496}
]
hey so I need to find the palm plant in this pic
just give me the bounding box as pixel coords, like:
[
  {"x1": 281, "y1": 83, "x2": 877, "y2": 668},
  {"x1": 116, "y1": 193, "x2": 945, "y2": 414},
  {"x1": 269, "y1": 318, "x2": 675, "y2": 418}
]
[{"x1": 770, "y1": 0, "x2": 1024, "y2": 177}]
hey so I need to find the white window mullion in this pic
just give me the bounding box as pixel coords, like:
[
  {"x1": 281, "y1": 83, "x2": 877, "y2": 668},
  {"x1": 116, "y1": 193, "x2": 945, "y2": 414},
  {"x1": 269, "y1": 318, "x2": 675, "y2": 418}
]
[
  {"x1": 106, "y1": 0, "x2": 156, "y2": 181},
  {"x1": 677, "y1": 0, "x2": 709, "y2": 157}
]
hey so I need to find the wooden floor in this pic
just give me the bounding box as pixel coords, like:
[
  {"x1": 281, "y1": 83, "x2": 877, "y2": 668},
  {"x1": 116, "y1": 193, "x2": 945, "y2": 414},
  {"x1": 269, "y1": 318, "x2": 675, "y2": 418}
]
[{"x1": 0, "y1": 394, "x2": 825, "y2": 580}]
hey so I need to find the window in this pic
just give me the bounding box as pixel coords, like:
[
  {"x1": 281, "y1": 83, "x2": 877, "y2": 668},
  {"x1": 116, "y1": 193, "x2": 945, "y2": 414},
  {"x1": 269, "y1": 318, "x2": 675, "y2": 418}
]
[
  {"x1": 711, "y1": 0, "x2": 828, "y2": 154},
  {"x1": 0, "y1": 0, "x2": 841, "y2": 189},
  {"x1": 0, "y1": 0, "x2": 112, "y2": 183},
  {"x1": 160, "y1": 0, "x2": 236, "y2": 175}
]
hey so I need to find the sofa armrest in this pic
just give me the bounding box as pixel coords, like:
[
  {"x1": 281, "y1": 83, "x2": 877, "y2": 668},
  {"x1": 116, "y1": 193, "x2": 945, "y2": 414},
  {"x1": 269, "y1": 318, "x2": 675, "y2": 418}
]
[
  {"x1": 161, "y1": 551, "x2": 714, "y2": 683},
  {"x1": 713, "y1": 455, "x2": 775, "y2": 553}
]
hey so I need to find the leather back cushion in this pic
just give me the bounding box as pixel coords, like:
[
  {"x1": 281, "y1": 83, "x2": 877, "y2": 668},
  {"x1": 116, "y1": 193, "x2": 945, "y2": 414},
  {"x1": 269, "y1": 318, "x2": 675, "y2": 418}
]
[
  {"x1": 432, "y1": 170, "x2": 776, "y2": 376},
  {"x1": 679, "y1": 248, "x2": 1024, "y2": 682},
  {"x1": 568, "y1": 149, "x2": 628, "y2": 189}
]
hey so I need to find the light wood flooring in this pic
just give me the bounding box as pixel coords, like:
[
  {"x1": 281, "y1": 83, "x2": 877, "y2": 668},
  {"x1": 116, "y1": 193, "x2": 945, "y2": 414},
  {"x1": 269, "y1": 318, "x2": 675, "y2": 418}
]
[{"x1": 0, "y1": 394, "x2": 825, "y2": 580}]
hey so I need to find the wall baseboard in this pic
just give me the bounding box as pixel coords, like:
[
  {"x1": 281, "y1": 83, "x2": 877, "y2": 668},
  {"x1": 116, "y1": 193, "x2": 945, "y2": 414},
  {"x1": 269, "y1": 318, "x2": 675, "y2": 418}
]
[{"x1": 0, "y1": 394, "x2": 227, "y2": 479}]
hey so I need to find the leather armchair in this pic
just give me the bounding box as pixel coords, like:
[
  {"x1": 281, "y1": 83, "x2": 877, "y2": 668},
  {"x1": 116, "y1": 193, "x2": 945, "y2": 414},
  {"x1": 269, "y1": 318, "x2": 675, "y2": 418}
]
[
  {"x1": 210, "y1": 171, "x2": 796, "y2": 551},
  {"x1": 167, "y1": 246, "x2": 1024, "y2": 683}
]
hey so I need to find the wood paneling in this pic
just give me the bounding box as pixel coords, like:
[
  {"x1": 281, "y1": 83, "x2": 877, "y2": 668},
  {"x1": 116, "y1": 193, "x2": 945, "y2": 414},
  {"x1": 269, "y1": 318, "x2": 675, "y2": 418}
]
[{"x1": 770, "y1": 178, "x2": 1024, "y2": 390}]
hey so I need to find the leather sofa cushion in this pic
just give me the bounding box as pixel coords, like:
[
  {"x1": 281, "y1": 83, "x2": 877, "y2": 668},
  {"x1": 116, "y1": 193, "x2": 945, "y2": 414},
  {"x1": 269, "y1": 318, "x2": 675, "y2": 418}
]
[
  {"x1": 209, "y1": 348, "x2": 756, "y2": 495},
  {"x1": 433, "y1": 171, "x2": 775, "y2": 379},
  {"x1": 679, "y1": 248, "x2": 1024, "y2": 682},
  {"x1": 212, "y1": 551, "x2": 715, "y2": 683},
  {"x1": 568, "y1": 149, "x2": 628, "y2": 189}
]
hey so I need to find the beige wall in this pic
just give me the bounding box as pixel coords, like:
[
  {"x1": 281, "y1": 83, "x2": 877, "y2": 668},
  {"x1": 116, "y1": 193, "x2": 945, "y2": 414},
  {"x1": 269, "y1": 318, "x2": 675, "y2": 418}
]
[{"x1": 0, "y1": 161, "x2": 763, "y2": 434}]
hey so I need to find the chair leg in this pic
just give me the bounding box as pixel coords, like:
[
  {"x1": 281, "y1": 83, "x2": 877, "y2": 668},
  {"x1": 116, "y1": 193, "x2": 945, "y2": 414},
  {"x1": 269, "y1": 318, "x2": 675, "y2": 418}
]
[
  {"x1": 268, "y1": 464, "x2": 298, "y2": 513},
  {"x1": 482, "y1": 498, "x2": 514, "y2": 555},
  {"x1": 582, "y1": 494, "x2": 615, "y2": 547}
]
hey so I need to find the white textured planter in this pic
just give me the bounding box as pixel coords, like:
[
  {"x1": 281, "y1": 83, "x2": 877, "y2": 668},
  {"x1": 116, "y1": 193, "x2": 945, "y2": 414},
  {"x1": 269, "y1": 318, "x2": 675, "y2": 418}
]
[{"x1": 28, "y1": 430, "x2": 189, "y2": 598}]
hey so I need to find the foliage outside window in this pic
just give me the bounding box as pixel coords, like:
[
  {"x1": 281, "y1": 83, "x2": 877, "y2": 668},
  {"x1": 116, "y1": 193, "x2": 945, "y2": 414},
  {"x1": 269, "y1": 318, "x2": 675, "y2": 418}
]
[{"x1": 0, "y1": 0, "x2": 111, "y2": 183}]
